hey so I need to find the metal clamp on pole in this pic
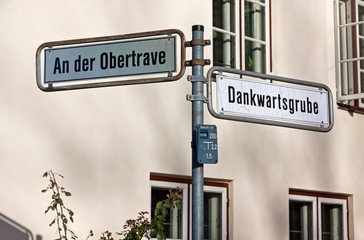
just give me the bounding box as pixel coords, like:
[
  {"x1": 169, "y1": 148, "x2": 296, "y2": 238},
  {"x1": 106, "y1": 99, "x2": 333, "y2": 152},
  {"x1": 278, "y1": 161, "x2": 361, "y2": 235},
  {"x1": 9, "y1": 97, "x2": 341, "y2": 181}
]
[
  {"x1": 185, "y1": 36, "x2": 211, "y2": 68},
  {"x1": 185, "y1": 59, "x2": 211, "y2": 67},
  {"x1": 185, "y1": 39, "x2": 211, "y2": 47},
  {"x1": 187, "y1": 75, "x2": 207, "y2": 83},
  {"x1": 186, "y1": 94, "x2": 208, "y2": 103}
]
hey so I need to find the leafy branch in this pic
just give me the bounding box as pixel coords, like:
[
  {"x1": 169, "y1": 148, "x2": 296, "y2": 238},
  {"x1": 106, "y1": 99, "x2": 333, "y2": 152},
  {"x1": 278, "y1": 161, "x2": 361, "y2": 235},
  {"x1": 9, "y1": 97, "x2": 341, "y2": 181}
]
[
  {"x1": 42, "y1": 170, "x2": 182, "y2": 240},
  {"x1": 118, "y1": 188, "x2": 182, "y2": 240},
  {"x1": 42, "y1": 170, "x2": 77, "y2": 240}
]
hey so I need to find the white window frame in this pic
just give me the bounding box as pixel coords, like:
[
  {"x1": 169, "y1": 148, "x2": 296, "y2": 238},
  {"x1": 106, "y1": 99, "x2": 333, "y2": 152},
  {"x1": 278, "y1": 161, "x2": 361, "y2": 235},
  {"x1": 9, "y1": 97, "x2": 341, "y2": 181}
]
[
  {"x1": 212, "y1": 0, "x2": 240, "y2": 68},
  {"x1": 212, "y1": 0, "x2": 270, "y2": 73},
  {"x1": 149, "y1": 180, "x2": 188, "y2": 240},
  {"x1": 289, "y1": 195, "x2": 318, "y2": 240},
  {"x1": 151, "y1": 179, "x2": 228, "y2": 240},
  {"x1": 241, "y1": 0, "x2": 270, "y2": 73},
  {"x1": 334, "y1": 0, "x2": 364, "y2": 102},
  {"x1": 189, "y1": 185, "x2": 228, "y2": 240},
  {"x1": 289, "y1": 193, "x2": 349, "y2": 240},
  {"x1": 357, "y1": 0, "x2": 364, "y2": 107},
  {"x1": 318, "y1": 198, "x2": 348, "y2": 240}
]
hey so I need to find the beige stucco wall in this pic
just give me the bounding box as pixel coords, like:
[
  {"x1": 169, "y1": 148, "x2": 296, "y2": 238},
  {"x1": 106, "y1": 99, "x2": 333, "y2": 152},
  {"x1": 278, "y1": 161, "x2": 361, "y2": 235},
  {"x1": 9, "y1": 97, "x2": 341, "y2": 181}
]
[{"x1": 1, "y1": 0, "x2": 364, "y2": 239}]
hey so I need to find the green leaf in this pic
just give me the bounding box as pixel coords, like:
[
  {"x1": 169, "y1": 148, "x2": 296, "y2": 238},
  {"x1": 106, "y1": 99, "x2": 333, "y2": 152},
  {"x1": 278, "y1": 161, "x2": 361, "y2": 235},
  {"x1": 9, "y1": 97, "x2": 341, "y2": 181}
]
[
  {"x1": 49, "y1": 218, "x2": 56, "y2": 227},
  {"x1": 248, "y1": 56, "x2": 253, "y2": 70},
  {"x1": 45, "y1": 206, "x2": 52, "y2": 214},
  {"x1": 64, "y1": 191, "x2": 72, "y2": 197},
  {"x1": 156, "y1": 221, "x2": 164, "y2": 230},
  {"x1": 150, "y1": 228, "x2": 157, "y2": 237},
  {"x1": 154, "y1": 208, "x2": 160, "y2": 216},
  {"x1": 161, "y1": 208, "x2": 168, "y2": 217},
  {"x1": 156, "y1": 231, "x2": 165, "y2": 240}
]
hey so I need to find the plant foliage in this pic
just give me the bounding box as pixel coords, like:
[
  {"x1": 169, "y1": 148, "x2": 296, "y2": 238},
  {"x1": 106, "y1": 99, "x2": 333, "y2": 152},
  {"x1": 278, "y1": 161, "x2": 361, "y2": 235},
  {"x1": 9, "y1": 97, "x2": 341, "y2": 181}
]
[{"x1": 42, "y1": 170, "x2": 182, "y2": 240}]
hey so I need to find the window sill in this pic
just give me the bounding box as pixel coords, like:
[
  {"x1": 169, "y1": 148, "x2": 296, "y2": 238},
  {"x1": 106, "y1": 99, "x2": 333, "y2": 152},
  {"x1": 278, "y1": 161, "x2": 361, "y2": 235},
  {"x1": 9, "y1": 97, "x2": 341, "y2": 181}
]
[{"x1": 337, "y1": 102, "x2": 364, "y2": 115}]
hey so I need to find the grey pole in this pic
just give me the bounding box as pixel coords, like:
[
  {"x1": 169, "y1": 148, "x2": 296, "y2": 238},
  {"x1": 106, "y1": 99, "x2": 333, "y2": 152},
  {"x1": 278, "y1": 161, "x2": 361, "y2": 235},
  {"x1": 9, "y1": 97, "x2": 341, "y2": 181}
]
[{"x1": 191, "y1": 25, "x2": 205, "y2": 240}]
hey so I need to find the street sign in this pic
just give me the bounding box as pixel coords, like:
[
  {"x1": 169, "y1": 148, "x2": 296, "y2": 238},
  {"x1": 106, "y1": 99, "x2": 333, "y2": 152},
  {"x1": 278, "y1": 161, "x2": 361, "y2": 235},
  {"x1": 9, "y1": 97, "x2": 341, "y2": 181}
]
[
  {"x1": 196, "y1": 124, "x2": 218, "y2": 164},
  {"x1": 217, "y1": 75, "x2": 329, "y2": 126},
  {"x1": 207, "y1": 66, "x2": 334, "y2": 132},
  {"x1": 36, "y1": 29, "x2": 186, "y2": 91},
  {"x1": 44, "y1": 37, "x2": 176, "y2": 83}
]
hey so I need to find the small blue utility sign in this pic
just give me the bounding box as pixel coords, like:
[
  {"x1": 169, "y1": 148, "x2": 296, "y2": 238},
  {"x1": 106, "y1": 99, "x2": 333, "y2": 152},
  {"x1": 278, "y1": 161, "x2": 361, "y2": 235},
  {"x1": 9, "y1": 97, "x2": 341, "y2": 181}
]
[{"x1": 196, "y1": 124, "x2": 218, "y2": 164}]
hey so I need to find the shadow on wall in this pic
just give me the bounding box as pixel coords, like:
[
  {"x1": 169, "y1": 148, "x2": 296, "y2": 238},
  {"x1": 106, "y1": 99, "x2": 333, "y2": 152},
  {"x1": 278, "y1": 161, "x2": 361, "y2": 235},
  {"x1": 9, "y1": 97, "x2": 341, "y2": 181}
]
[{"x1": 0, "y1": 213, "x2": 42, "y2": 240}]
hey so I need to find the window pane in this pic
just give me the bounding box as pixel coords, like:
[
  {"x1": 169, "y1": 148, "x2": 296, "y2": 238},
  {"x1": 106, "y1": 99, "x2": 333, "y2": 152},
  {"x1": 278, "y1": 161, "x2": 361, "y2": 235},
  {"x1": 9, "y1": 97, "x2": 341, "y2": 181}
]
[
  {"x1": 204, "y1": 192, "x2": 222, "y2": 240},
  {"x1": 338, "y1": 1, "x2": 349, "y2": 26},
  {"x1": 213, "y1": 31, "x2": 236, "y2": 68},
  {"x1": 245, "y1": 40, "x2": 266, "y2": 73},
  {"x1": 338, "y1": 26, "x2": 352, "y2": 62},
  {"x1": 321, "y1": 204, "x2": 343, "y2": 240},
  {"x1": 361, "y1": 71, "x2": 364, "y2": 93},
  {"x1": 359, "y1": 38, "x2": 364, "y2": 69},
  {"x1": 289, "y1": 201, "x2": 313, "y2": 240},
  {"x1": 340, "y1": 61, "x2": 355, "y2": 96},
  {"x1": 245, "y1": 2, "x2": 266, "y2": 42},
  {"x1": 213, "y1": 0, "x2": 235, "y2": 32},
  {"x1": 151, "y1": 188, "x2": 183, "y2": 239},
  {"x1": 359, "y1": 6, "x2": 364, "y2": 36},
  {"x1": 359, "y1": 6, "x2": 364, "y2": 98}
]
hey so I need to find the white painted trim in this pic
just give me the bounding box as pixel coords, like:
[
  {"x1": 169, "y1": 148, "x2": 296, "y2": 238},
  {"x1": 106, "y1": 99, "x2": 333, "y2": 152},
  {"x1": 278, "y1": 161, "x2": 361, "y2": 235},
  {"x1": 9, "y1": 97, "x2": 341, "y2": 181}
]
[
  {"x1": 318, "y1": 198, "x2": 348, "y2": 240},
  {"x1": 189, "y1": 185, "x2": 228, "y2": 240},
  {"x1": 289, "y1": 194, "x2": 318, "y2": 240},
  {"x1": 150, "y1": 180, "x2": 188, "y2": 240},
  {"x1": 241, "y1": 0, "x2": 270, "y2": 73}
]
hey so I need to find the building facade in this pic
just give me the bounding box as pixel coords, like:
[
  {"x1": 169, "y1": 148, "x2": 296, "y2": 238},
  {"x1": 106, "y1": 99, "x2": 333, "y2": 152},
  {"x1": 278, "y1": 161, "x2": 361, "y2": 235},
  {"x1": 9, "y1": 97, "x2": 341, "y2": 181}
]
[{"x1": 0, "y1": 0, "x2": 363, "y2": 239}]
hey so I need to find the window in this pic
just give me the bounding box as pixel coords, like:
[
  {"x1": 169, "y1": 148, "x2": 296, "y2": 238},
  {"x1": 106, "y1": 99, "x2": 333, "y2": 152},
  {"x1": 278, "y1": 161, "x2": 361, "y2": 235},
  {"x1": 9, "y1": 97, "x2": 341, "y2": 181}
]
[
  {"x1": 289, "y1": 190, "x2": 350, "y2": 240},
  {"x1": 199, "y1": 186, "x2": 227, "y2": 240},
  {"x1": 150, "y1": 175, "x2": 229, "y2": 240},
  {"x1": 213, "y1": 0, "x2": 236, "y2": 68},
  {"x1": 335, "y1": 0, "x2": 364, "y2": 111},
  {"x1": 150, "y1": 181, "x2": 188, "y2": 239},
  {"x1": 289, "y1": 195, "x2": 317, "y2": 240},
  {"x1": 319, "y1": 198, "x2": 348, "y2": 240},
  {"x1": 212, "y1": 0, "x2": 270, "y2": 73}
]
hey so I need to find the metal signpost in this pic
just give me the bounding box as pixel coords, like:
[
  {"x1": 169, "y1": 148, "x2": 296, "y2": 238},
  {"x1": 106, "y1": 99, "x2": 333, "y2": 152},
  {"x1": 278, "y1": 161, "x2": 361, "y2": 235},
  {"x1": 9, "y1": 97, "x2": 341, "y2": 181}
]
[
  {"x1": 186, "y1": 25, "x2": 210, "y2": 240},
  {"x1": 36, "y1": 25, "x2": 334, "y2": 240}
]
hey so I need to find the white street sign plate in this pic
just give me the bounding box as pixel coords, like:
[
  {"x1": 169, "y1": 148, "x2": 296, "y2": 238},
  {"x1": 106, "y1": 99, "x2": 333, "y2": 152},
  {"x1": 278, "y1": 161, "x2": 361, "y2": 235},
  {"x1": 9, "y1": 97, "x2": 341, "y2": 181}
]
[
  {"x1": 216, "y1": 75, "x2": 330, "y2": 126},
  {"x1": 44, "y1": 36, "x2": 176, "y2": 83}
]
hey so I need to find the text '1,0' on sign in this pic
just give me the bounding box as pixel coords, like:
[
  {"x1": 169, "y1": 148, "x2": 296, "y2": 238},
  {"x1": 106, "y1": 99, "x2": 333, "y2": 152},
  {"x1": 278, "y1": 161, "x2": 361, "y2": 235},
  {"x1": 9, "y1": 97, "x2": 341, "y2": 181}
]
[{"x1": 36, "y1": 29, "x2": 186, "y2": 91}]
